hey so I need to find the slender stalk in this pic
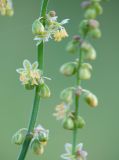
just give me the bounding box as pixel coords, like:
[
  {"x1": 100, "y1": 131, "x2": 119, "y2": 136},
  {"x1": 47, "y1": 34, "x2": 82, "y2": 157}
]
[
  {"x1": 72, "y1": 47, "x2": 83, "y2": 154},
  {"x1": 17, "y1": 0, "x2": 49, "y2": 159}
]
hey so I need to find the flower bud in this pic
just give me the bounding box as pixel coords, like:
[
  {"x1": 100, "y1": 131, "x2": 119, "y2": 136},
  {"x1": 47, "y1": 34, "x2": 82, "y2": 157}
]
[
  {"x1": 84, "y1": 9, "x2": 97, "y2": 19},
  {"x1": 90, "y1": 28, "x2": 101, "y2": 39},
  {"x1": 32, "y1": 19, "x2": 45, "y2": 35},
  {"x1": 62, "y1": 117, "x2": 74, "y2": 130},
  {"x1": 60, "y1": 62, "x2": 77, "y2": 76},
  {"x1": 66, "y1": 41, "x2": 78, "y2": 54},
  {"x1": 81, "y1": 42, "x2": 96, "y2": 60},
  {"x1": 76, "y1": 116, "x2": 86, "y2": 129},
  {"x1": 79, "y1": 63, "x2": 92, "y2": 80},
  {"x1": 80, "y1": 68, "x2": 91, "y2": 80},
  {"x1": 94, "y1": 2, "x2": 103, "y2": 15},
  {"x1": 87, "y1": 47, "x2": 96, "y2": 60},
  {"x1": 60, "y1": 88, "x2": 73, "y2": 104},
  {"x1": 12, "y1": 129, "x2": 27, "y2": 145},
  {"x1": 12, "y1": 133, "x2": 24, "y2": 145},
  {"x1": 31, "y1": 139, "x2": 44, "y2": 155},
  {"x1": 81, "y1": 1, "x2": 92, "y2": 9},
  {"x1": 79, "y1": 20, "x2": 89, "y2": 36},
  {"x1": 39, "y1": 83, "x2": 51, "y2": 98},
  {"x1": 85, "y1": 92, "x2": 98, "y2": 107},
  {"x1": 66, "y1": 36, "x2": 82, "y2": 54},
  {"x1": 88, "y1": 19, "x2": 100, "y2": 29},
  {"x1": 38, "y1": 132, "x2": 48, "y2": 146},
  {"x1": 48, "y1": 11, "x2": 56, "y2": 17},
  {"x1": 82, "y1": 63, "x2": 92, "y2": 70}
]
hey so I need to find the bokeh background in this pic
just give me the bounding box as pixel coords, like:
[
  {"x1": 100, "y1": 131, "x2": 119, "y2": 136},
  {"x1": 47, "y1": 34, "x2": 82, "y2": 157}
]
[{"x1": 0, "y1": 0, "x2": 118, "y2": 159}]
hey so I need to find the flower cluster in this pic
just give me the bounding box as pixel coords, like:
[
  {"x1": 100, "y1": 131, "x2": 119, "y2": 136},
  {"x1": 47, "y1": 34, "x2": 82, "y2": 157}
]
[
  {"x1": 61, "y1": 143, "x2": 88, "y2": 160},
  {"x1": 54, "y1": 0, "x2": 107, "y2": 159},
  {"x1": 32, "y1": 11, "x2": 69, "y2": 45},
  {"x1": 16, "y1": 60, "x2": 43, "y2": 89},
  {"x1": 12, "y1": 125, "x2": 49, "y2": 156},
  {"x1": 54, "y1": 85, "x2": 98, "y2": 130},
  {"x1": 80, "y1": 0, "x2": 103, "y2": 38},
  {"x1": 16, "y1": 59, "x2": 51, "y2": 97},
  {"x1": 0, "y1": 0, "x2": 14, "y2": 16},
  {"x1": 31, "y1": 125, "x2": 49, "y2": 155}
]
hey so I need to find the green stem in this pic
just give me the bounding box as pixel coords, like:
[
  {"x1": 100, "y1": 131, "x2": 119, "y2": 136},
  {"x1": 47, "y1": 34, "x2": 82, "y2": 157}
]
[
  {"x1": 72, "y1": 47, "x2": 83, "y2": 154},
  {"x1": 17, "y1": 0, "x2": 49, "y2": 159}
]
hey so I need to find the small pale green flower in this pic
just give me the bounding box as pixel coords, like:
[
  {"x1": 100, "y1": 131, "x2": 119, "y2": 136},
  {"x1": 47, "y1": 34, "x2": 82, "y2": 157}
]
[
  {"x1": 60, "y1": 88, "x2": 73, "y2": 105},
  {"x1": 85, "y1": 92, "x2": 98, "y2": 107},
  {"x1": 61, "y1": 143, "x2": 88, "y2": 160},
  {"x1": 79, "y1": 63, "x2": 92, "y2": 80},
  {"x1": 12, "y1": 128, "x2": 27, "y2": 145},
  {"x1": 81, "y1": 42, "x2": 97, "y2": 60},
  {"x1": 16, "y1": 59, "x2": 44, "y2": 89},
  {"x1": 31, "y1": 139, "x2": 44, "y2": 155},
  {"x1": 31, "y1": 125, "x2": 49, "y2": 147},
  {"x1": 33, "y1": 12, "x2": 69, "y2": 45},
  {"x1": 39, "y1": 83, "x2": 51, "y2": 98}
]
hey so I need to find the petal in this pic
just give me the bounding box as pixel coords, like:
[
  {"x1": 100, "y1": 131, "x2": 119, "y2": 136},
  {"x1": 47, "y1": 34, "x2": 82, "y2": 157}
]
[
  {"x1": 76, "y1": 143, "x2": 83, "y2": 151},
  {"x1": 16, "y1": 68, "x2": 24, "y2": 73},
  {"x1": 50, "y1": 16, "x2": 58, "y2": 21},
  {"x1": 34, "y1": 37, "x2": 42, "y2": 41},
  {"x1": 32, "y1": 61, "x2": 38, "y2": 70},
  {"x1": 65, "y1": 143, "x2": 72, "y2": 153},
  {"x1": 80, "y1": 151, "x2": 88, "y2": 158},
  {"x1": 23, "y1": 59, "x2": 31, "y2": 70},
  {"x1": 60, "y1": 19, "x2": 70, "y2": 25},
  {"x1": 61, "y1": 154, "x2": 72, "y2": 160}
]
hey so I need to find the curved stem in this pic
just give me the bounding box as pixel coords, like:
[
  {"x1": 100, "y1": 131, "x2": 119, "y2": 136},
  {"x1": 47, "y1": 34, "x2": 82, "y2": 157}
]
[
  {"x1": 72, "y1": 47, "x2": 83, "y2": 154},
  {"x1": 17, "y1": 0, "x2": 49, "y2": 159}
]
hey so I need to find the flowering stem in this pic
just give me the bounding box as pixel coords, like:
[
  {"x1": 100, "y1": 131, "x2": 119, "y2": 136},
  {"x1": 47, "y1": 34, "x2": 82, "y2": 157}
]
[
  {"x1": 17, "y1": 0, "x2": 49, "y2": 159},
  {"x1": 72, "y1": 47, "x2": 83, "y2": 154}
]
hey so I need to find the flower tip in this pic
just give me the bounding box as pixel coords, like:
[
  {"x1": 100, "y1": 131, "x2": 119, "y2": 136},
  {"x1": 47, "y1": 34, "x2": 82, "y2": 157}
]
[{"x1": 61, "y1": 19, "x2": 70, "y2": 25}]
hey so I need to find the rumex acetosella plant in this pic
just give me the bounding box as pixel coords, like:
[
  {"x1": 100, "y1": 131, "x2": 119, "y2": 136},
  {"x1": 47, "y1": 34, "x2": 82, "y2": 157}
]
[
  {"x1": 54, "y1": 0, "x2": 108, "y2": 160},
  {"x1": 12, "y1": 0, "x2": 69, "y2": 159},
  {"x1": 0, "y1": 0, "x2": 108, "y2": 159}
]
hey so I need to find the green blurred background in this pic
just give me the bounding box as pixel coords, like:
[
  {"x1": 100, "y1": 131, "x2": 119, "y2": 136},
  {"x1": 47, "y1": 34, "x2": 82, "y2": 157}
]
[{"x1": 0, "y1": 0, "x2": 118, "y2": 159}]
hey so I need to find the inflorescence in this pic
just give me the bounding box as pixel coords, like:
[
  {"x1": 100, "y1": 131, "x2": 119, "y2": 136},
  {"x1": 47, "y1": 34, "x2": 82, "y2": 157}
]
[
  {"x1": 12, "y1": 125, "x2": 49, "y2": 156},
  {"x1": 54, "y1": 0, "x2": 107, "y2": 159},
  {"x1": 12, "y1": 8, "x2": 69, "y2": 158},
  {"x1": 32, "y1": 11, "x2": 69, "y2": 45}
]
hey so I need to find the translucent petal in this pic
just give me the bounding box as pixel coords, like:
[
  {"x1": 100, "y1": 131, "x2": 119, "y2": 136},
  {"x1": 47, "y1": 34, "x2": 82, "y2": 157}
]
[
  {"x1": 60, "y1": 19, "x2": 70, "y2": 25},
  {"x1": 50, "y1": 16, "x2": 58, "y2": 21},
  {"x1": 32, "y1": 61, "x2": 38, "y2": 70},
  {"x1": 76, "y1": 143, "x2": 83, "y2": 151},
  {"x1": 65, "y1": 143, "x2": 72, "y2": 153},
  {"x1": 16, "y1": 68, "x2": 24, "y2": 73},
  {"x1": 23, "y1": 59, "x2": 31, "y2": 70},
  {"x1": 61, "y1": 153, "x2": 72, "y2": 160},
  {"x1": 80, "y1": 151, "x2": 88, "y2": 159},
  {"x1": 34, "y1": 37, "x2": 42, "y2": 41}
]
